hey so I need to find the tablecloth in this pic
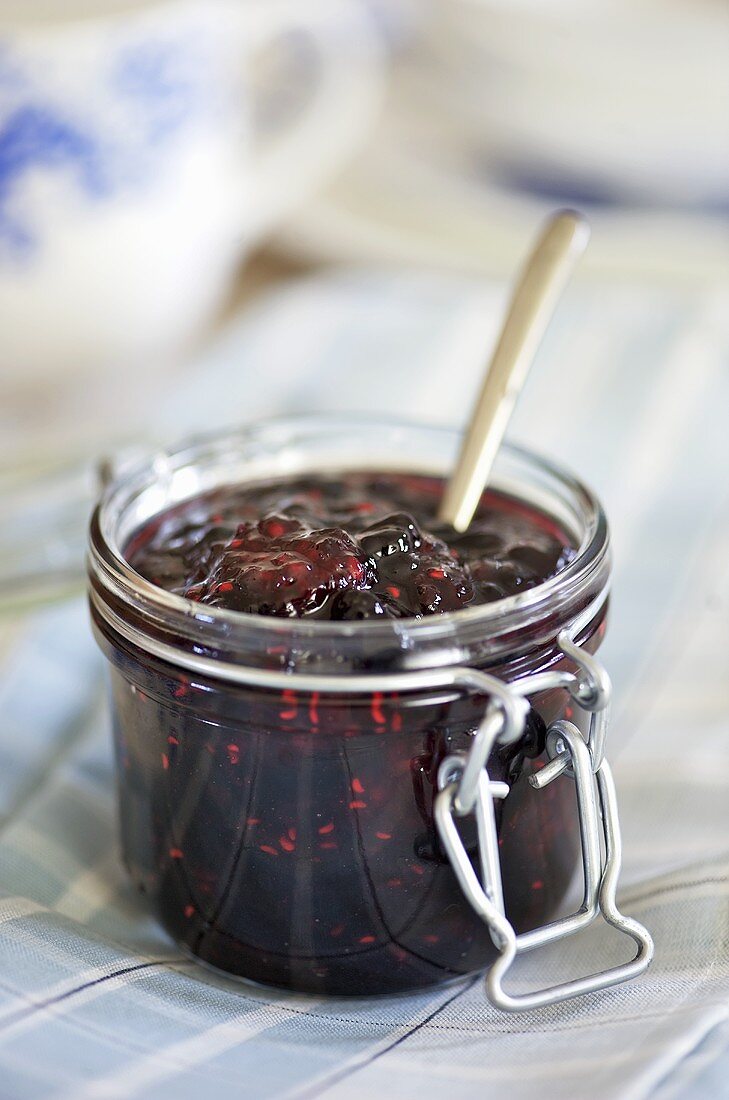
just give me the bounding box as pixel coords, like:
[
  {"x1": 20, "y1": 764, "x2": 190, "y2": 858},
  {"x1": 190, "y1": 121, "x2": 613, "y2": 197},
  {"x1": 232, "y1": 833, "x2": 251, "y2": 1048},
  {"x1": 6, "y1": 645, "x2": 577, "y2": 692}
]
[{"x1": 1, "y1": 267, "x2": 729, "y2": 1099}]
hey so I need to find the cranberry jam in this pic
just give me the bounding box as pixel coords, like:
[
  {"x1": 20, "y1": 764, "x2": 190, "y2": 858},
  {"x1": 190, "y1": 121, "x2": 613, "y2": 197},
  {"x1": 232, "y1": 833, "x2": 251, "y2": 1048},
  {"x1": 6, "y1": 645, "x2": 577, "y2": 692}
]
[
  {"x1": 89, "y1": 420, "x2": 610, "y2": 996},
  {"x1": 126, "y1": 472, "x2": 576, "y2": 621}
]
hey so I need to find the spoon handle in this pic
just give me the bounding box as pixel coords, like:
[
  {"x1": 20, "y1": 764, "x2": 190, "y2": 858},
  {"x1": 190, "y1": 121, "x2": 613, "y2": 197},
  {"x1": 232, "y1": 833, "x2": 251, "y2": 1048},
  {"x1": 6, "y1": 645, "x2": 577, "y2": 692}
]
[{"x1": 438, "y1": 210, "x2": 590, "y2": 532}]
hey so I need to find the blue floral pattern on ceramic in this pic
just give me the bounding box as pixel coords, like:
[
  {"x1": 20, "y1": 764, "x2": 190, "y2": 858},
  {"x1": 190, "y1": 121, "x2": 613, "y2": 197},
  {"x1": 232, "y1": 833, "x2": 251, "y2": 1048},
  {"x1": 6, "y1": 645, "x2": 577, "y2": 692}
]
[
  {"x1": 0, "y1": 105, "x2": 107, "y2": 252},
  {"x1": 0, "y1": 33, "x2": 215, "y2": 257}
]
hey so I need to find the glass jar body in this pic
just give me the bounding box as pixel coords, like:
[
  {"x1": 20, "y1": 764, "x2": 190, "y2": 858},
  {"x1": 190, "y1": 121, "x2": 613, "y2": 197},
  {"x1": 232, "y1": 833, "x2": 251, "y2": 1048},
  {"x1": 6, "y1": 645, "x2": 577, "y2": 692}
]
[{"x1": 89, "y1": 417, "x2": 610, "y2": 996}]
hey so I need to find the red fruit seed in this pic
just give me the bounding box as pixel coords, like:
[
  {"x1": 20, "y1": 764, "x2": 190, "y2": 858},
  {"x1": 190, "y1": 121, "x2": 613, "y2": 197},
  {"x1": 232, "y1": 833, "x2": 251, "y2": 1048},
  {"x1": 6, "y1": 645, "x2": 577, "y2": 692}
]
[
  {"x1": 279, "y1": 689, "x2": 297, "y2": 720},
  {"x1": 370, "y1": 693, "x2": 386, "y2": 726}
]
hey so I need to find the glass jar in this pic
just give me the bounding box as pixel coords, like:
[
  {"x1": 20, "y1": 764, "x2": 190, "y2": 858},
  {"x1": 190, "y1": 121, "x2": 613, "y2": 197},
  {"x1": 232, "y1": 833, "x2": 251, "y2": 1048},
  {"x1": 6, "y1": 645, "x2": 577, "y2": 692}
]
[{"x1": 88, "y1": 416, "x2": 637, "y2": 1002}]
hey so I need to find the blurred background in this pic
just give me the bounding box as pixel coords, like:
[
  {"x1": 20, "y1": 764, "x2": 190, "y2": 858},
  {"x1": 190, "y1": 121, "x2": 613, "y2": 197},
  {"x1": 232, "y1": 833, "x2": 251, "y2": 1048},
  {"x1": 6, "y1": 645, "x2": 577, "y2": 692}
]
[{"x1": 2, "y1": 0, "x2": 728, "y2": 669}]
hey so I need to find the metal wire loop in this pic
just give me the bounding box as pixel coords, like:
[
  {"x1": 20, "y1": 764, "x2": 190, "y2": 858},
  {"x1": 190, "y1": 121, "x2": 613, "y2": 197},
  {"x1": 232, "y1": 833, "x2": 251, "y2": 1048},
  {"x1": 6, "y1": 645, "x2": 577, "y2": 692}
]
[
  {"x1": 435, "y1": 668, "x2": 530, "y2": 816},
  {"x1": 559, "y1": 629, "x2": 612, "y2": 712}
]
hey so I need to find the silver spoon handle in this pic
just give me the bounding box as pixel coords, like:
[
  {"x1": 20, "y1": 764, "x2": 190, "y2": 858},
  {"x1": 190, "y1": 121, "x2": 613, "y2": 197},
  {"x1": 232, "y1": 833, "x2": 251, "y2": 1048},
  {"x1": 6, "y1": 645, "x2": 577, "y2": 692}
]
[{"x1": 438, "y1": 209, "x2": 590, "y2": 532}]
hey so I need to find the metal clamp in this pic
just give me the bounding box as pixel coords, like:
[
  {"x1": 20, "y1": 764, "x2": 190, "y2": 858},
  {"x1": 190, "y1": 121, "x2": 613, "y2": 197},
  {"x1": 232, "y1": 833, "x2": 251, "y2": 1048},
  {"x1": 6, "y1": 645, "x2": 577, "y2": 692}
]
[{"x1": 434, "y1": 634, "x2": 654, "y2": 1013}]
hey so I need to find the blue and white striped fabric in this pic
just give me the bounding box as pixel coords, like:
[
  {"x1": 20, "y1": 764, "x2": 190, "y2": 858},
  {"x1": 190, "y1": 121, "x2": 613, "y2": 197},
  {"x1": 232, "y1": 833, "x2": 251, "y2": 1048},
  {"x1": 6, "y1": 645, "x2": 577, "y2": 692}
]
[{"x1": 1, "y1": 268, "x2": 728, "y2": 1099}]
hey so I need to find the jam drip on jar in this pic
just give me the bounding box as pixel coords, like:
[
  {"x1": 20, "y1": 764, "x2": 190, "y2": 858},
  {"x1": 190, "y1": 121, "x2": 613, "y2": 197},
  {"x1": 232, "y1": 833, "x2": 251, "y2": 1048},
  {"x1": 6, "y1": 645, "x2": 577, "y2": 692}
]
[{"x1": 126, "y1": 471, "x2": 576, "y2": 619}]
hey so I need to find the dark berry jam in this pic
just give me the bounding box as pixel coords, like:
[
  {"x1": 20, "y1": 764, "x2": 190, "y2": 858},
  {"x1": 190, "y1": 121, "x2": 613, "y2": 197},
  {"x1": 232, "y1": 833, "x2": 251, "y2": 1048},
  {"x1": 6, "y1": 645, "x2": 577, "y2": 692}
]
[
  {"x1": 126, "y1": 471, "x2": 576, "y2": 620},
  {"x1": 91, "y1": 467, "x2": 600, "y2": 996}
]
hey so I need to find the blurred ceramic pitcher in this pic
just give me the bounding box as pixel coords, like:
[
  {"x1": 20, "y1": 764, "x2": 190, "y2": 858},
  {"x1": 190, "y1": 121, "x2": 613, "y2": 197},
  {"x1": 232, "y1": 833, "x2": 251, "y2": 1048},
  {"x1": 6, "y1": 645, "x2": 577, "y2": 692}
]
[{"x1": 0, "y1": 0, "x2": 383, "y2": 383}]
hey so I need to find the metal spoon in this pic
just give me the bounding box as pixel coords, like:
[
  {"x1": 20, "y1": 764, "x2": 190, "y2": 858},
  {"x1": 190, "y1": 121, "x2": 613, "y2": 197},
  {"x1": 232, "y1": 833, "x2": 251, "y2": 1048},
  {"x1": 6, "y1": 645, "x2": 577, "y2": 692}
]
[{"x1": 438, "y1": 209, "x2": 590, "y2": 532}]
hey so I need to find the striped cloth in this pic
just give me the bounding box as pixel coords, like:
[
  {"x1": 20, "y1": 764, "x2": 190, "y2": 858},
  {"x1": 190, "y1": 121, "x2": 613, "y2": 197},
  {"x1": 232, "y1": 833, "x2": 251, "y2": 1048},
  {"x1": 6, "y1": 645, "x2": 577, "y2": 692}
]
[{"x1": 1, "y1": 268, "x2": 728, "y2": 1099}]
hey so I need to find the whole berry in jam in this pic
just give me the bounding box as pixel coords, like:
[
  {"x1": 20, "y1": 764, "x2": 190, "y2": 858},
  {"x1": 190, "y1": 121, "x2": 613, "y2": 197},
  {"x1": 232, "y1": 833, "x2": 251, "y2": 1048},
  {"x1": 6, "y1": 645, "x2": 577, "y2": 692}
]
[
  {"x1": 126, "y1": 472, "x2": 575, "y2": 620},
  {"x1": 184, "y1": 514, "x2": 373, "y2": 616},
  {"x1": 359, "y1": 512, "x2": 475, "y2": 615}
]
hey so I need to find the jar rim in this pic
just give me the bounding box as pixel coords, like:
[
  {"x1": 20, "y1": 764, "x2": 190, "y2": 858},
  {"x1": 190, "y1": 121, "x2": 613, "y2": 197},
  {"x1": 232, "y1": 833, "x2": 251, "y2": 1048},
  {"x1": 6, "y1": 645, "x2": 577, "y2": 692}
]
[{"x1": 88, "y1": 415, "x2": 611, "y2": 674}]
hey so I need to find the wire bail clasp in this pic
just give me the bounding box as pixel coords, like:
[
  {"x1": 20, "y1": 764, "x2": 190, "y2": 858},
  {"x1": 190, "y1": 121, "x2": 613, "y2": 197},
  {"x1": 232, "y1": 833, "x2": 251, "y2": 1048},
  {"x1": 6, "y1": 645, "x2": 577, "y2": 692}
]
[{"x1": 434, "y1": 637, "x2": 654, "y2": 1012}]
